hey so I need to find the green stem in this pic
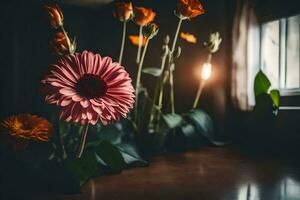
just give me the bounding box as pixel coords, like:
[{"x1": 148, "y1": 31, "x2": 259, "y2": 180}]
[
  {"x1": 171, "y1": 18, "x2": 183, "y2": 54},
  {"x1": 76, "y1": 124, "x2": 89, "y2": 158},
  {"x1": 134, "y1": 39, "x2": 150, "y2": 122},
  {"x1": 136, "y1": 26, "x2": 143, "y2": 64},
  {"x1": 56, "y1": 122, "x2": 68, "y2": 161},
  {"x1": 192, "y1": 54, "x2": 212, "y2": 109},
  {"x1": 167, "y1": 18, "x2": 184, "y2": 114},
  {"x1": 61, "y1": 25, "x2": 72, "y2": 54},
  {"x1": 169, "y1": 63, "x2": 175, "y2": 114},
  {"x1": 119, "y1": 21, "x2": 127, "y2": 64},
  {"x1": 207, "y1": 53, "x2": 212, "y2": 63},
  {"x1": 148, "y1": 47, "x2": 168, "y2": 128},
  {"x1": 155, "y1": 78, "x2": 165, "y2": 131},
  {"x1": 193, "y1": 81, "x2": 205, "y2": 109},
  {"x1": 154, "y1": 70, "x2": 169, "y2": 131}
]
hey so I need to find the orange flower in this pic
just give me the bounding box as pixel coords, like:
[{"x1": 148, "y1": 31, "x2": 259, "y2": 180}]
[
  {"x1": 129, "y1": 35, "x2": 147, "y2": 46},
  {"x1": 133, "y1": 7, "x2": 156, "y2": 26},
  {"x1": 51, "y1": 32, "x2": 73, "y2": 55},
  {"x1": 113, "y1": 2, "x2": 134, "y2": 22},
  {"x1": 177, "y1": 0, "x2": 205, "y2": 19},
  {"x1": 0, "y1": 114, "x2": 52, "y2": 150},
  {"x1": 45, "y1": 4, "x2": 64, "y2": 28},
  {"x1": 180, "y1": 32, "x2": 197, "y2": 43}
]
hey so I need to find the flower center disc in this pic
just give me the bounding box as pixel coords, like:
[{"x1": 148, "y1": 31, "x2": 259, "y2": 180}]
[{"x1": 76, "y1": 74, "x2": 107, "y2": 99}]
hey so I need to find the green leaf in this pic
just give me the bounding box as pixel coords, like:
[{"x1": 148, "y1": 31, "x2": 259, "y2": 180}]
[
  {"x1": 254, "y1": 93, "x2": 276, "y2": 117},
  {"x1": 65, "y1": 152, "x2": 98, "y2": 186},
  {"x1": 120, "y1": 118, "x2": 138, "y2": 136},
  {"x1": 180, "y1": 124, "x2": 205, "y2": 149},
  {"x1": 142, "y1": 67, "x2": 162, "y2": 77},
  {"x1": 185, "y1": 109, "x2": 216, "y2": 144},
  {"x1": 95, "y1": 141, "x2": 125, "y2": 173},
  {"x1": 162, "y1": 113, "x2": 184, "y2": 129},
  {"x1": 117, "y1": 142, "x2": 148, "y2": 167},
  {"x1": 98, "y1": 124, "x2": 122, "y2": 145},
  {"x1": 254, "y1": 70, "x2": 271, "y2": 96},
  {"x1": 269, "y1": 89, "x2": 280, "y2": 107}
]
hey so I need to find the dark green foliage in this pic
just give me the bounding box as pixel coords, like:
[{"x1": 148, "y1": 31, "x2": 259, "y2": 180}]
[
  {"x1": 95, "y1": 141, "x2": 125, "y2": 173},
  {"x1": 185, "y1": 109, "x2": 215, "y2": 143},
  {"x1": 163, "y1": 109, "x2": 225, "y2": 152},
  {"x1": 162, "y1": 113, "x2": 184, "y2": 129}
]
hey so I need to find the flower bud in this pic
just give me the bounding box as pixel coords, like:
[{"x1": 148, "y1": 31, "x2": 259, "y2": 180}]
[
  {"x1": 163, "y1": 35, "x2": 170, "y2": 45},
  {"x1": 113, "y1": 2, "x2": 134, "y2": 22},
  {"x1": 133, "y1": 7, "x2": 156, "y2": 26},
  {"x1": 51, "y1": 32, "x2": 75, "y2": 55},
  {"x1": 45, "y1": 4, "x2": 64, "y2": 29},
  {"x1": 173, "y1": 46, "x2": 182, "y2": 59},
  {"x1": 206, "y1": 32, "x2": 222, "y2": 53},
  {"x1": 143, "y1": 23, "x2": 159, "y2": 39}
]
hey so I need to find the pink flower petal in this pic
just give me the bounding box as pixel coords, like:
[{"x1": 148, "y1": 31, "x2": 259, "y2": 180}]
[
  {"x1": 80, "y1": 99, "x2": 90, "y2": 108},
  {"x1": 72, "y1": 95, "x2": 83, "y2": 102},
  {"x1": 59, "y1": 88, "x2": 77, "y2": 96},
  {"x1": 41, "y1": 51, "x2": 135, "y2": 125}
]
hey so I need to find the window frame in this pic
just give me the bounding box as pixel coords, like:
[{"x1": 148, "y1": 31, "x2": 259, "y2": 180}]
[{"x1": 259, "y1": 14, "x2": 300, "y2": 97}]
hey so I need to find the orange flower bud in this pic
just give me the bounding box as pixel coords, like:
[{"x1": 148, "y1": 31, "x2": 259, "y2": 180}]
[
  {"x1": 51, "y1": 32, "x2": 72, "y2": 55},
  {"x1": 129, "y1": 35, "x2": 147, "y2": 47},
  {"x1": 177, "y1": 0, "x2": 205, "y2": 19},
  {"x1": 45, "y1": 4, "x2": 64, "y2": 28},
  {"x1": 133, "y1": 7, "x2": 156, "y2": 26},
  {"x1": 180, "y1": 32, "x2": 197, "y2": 43},
  {"x1": 143, "y1": 23, "x2": 159, "y2": 39},
  {"x1": 113, "y1": 2, "x2": 134, "y2": 22}
]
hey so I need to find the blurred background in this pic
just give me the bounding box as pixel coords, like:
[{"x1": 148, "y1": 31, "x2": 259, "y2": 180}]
[
  {"x1": 0, "y1": 0, "x2": 233, "y2": 137},
  {"x1": 0, "y1": 0, "x2": 299, "y2": 149}
]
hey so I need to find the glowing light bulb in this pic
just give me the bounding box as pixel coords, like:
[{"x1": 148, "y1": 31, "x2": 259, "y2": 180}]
[{"x1": 201, "y1": 63, "x2": 212, "y2": 80}]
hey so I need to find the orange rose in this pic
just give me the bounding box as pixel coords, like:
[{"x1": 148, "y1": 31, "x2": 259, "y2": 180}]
[
  {"x1": 180, "y1": 32, "x2": 197, "y2": 43},
  {"x1": 177, "y1": 0, "x2": 205, "y2": 19},
  {"x1": 129, "y1": 35, "x2": 147, "y2": 46},
  {"x1": 51, "y1": 32, "x2": 72, "y2": 55},
  {"x1": 113, "y1": 2, "x2": 134, "y2": 22},
  {"x1": 45, "y1": 4, "x2": 64, "y2": 28},
  {"x1": 133, "y1": 7, "x2": 156, "y2": 26}
]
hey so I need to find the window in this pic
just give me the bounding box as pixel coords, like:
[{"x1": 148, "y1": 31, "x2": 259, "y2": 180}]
[{"x1": 260, "y1": 14, "x2": 300, "y2": 95}]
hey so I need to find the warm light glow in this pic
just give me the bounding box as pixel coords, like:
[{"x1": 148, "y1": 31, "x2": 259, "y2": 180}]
[{"x1": 201, "y1": 63, "x2": 212, "y2": 80}]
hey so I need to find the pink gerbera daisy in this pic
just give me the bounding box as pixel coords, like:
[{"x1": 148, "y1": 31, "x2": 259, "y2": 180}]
[{"x1": 41, "y1": 51, "x2": 135, "y2": 125}]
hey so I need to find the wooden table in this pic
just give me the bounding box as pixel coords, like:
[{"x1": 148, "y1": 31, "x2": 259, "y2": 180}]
[{"x1": 42, "y1": 147, "x2": 300, "y2": 200}]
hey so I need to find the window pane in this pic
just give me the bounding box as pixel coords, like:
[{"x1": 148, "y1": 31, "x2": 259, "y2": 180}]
[
  {"x1": 261, "y1": 21, "x2": 280, "y2": 88},
  {"x1": 286, "y1": 15, "x2": 300, "y2": 89},
  {"x1": 280, "y1": 19, "x2": 286, "y2": 89}
]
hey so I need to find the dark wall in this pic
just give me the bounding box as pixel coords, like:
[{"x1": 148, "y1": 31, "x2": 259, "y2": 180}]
[{"x1": 0, "y1": 0, "x2": 235, "y2": 139}]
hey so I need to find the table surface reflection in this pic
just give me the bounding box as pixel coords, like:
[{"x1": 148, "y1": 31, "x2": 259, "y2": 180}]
[{"x1": 43, "y1": 147, "x2": 300, "y2": 200}]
